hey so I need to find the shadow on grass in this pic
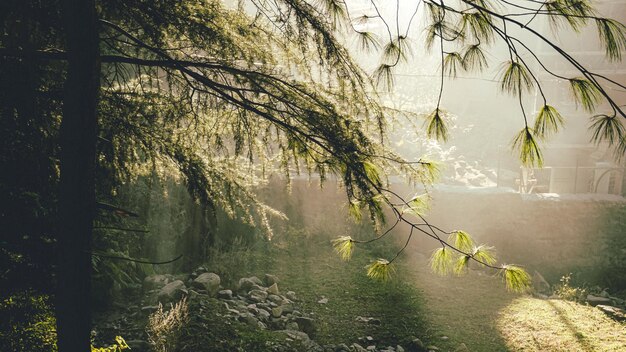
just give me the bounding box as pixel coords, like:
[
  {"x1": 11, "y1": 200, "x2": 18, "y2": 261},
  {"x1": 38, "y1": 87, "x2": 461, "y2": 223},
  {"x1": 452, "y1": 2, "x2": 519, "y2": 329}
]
[{"x1": 547, "y1": 300, "x2": 597, "y2": 352}]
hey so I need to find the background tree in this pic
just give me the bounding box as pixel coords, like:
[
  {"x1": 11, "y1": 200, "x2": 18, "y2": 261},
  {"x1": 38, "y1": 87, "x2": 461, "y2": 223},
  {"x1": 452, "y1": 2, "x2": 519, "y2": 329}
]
[{"x1": 1, "y1": 0, "x2": 624, "y2": 350}]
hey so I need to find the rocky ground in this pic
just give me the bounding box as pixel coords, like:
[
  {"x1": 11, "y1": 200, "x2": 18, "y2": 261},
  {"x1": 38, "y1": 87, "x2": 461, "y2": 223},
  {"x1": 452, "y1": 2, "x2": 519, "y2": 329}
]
[{"x1": 94, "y1": 268, "x2": 443, "y2": 352}]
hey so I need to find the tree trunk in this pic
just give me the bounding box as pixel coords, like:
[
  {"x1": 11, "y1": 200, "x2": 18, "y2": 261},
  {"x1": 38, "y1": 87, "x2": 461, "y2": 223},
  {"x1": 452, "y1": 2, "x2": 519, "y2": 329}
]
[{"x1": 56, "y1": 1, "x2": 99, "y2": 351}]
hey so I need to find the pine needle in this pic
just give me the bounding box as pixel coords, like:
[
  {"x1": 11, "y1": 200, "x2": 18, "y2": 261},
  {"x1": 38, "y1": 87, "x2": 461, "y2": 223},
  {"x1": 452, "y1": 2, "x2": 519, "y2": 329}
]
[
  {"x1": 374, "y1": 64, "x2": 394, "y2": 90},
  {"x1": 356, "y1": 31, "x2": 381, "y2": 52},
  {"x1": 472, "y1": 245, "x2": 497, "y2": 266},
  {"x1": 534, "y1": 105, "x2": 564, "y2": 139},
  {"x1": 418, "y1": 159, "x2": 442, "y2": 183},
  {"x1": 443, "y1": 52, "x2": 464, "y2": 77},
  {"x1": 425, "y1": 108, "x2": 449, "y2": 142},
  {"x1": 511, "y1": 127, "x2": 543, "y2": 167},
  {"x1": 589, "y1": 114, "x2": 625, "y2": 146},
  {"x1": 404, "y1": 193, "x2": 431, "y2": 216},
  {"x1": 454, "y1": 255, "x2": 471, "y2": 276},
  {"x1": 366, "y1": 259, "x2": 395, "y2": 281},
  {"x1": 501, "y1": 265, "x2": 532, "y2": 293},
  {"x1": 569, "y1": 78, "x2": 601, "y2": 112},
  {"x1": 462, "y1": 44, "x2": 488, "y2": 72},
  {"x1": 499, "y1": 60, "x2": 534, "y2": 96},
  {"x1": 449, "y1": 230, "x2": 475, "y2": 252},
  {"x1": 332, "y1": 236, "x2": 354, "y2": 261},
  {"x1": 595, "y1": 18, "x2": 626, "y2": 61},
  {"x1": 430, "y1": 247, "x2": 453, "y2": 275}
]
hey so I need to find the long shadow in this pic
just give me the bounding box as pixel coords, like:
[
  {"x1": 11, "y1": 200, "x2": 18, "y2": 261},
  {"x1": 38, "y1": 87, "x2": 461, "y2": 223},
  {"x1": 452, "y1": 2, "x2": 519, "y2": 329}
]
[{"x1": 547, "y1": 300, "x2": 597, "y2": 352}]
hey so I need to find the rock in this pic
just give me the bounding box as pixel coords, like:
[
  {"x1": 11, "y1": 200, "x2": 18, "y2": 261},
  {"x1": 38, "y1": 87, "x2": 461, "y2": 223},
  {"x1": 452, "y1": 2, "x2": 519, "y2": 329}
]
[
  {"x1": 587, "y1": 294, "x2": 612, "y2": 306},
  {"x1": 407, "y1": 338, "x2": 427, "y2": 352},
  {"x1": 295, "y1": 316, "x2": 316, "y2": 337},
  {"x1": 249, "y1": 276, "x2": 263, "y2": 286},
  {"x1": 191, "y1": 273, "x2": 221, "y2": 295},
  {"x1": 350, "y1": 343, "x2": 368, "y2": 352},
  {"x1": 318, "y1": 297, "x2": 329, "y2": 304},
  {"x1": 271, "y1": 306, "x2": 283, "y2": 318},
  {"x1": 267, "y1": 283, "x2": 280, "y2": 295},
  {"x1": 267, "y1": 294, "x2": 283, "y2": 304},
  {"x1": 217, "y1": 289, "x2": 233, "y2": 300},
  {"x1": 454, "y1": 343, "x2": 470, "y2": 351},
  {"x1": 335, "y1": 343, "x2": 350, "y2": 351},
  {"x1": 265, "y1": 274, "x2": 280, "y2": 286},
  {"x1": 596, "y1": 304, "x2": 626, "y2": 321},
  {"x1": 426, "y1": 346, "x2": 440, "y2": 352},
  {"x1": 286, "y1": 291, "x2": 298, "y2": 301},
  {"x1": 277, "y1": 329, "x2": 311, "y2": 342},
  {"x1": 397, "y1": 345, "x2": 405, "y2": 352},
  {"x1": 142, "y1": 274, "x2": 170, "y2": 291},
  {"x1": 237, "y1": 278, "x2": 256, "y2": 292},
  {"x1": 238, "y1": 312, "x2": 260, "y2": 328},
  {"x1": 157, "y1": 280, "x2": 187, "y2": 303},
  {"x1": 286, "y1": 321, "x2": 299, "y2": 331},
  {"x1": 440, "y1": 336, "x2": 448, "y2": 340},
  {"x1": 533, "y1": 271, "x2": 551, "y2": 294},
  {"x1": 249, "y1": 289, "x2": 269, "y2": 303},
  {"x1": 366, "y1": 346, "x2": 376, "y2": 351}
]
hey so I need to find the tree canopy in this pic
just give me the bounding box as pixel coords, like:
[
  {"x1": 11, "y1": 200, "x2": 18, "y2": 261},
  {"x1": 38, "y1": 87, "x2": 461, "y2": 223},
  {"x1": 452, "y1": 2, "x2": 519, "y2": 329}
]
[{"x1": 1, "y1": 0, "x2": 625, "y2": 350}]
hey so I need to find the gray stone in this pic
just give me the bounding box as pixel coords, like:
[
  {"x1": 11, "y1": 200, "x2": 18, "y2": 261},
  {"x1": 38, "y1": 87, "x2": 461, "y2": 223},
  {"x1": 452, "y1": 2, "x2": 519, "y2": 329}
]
[
  {"x1": 366, "y1": 346, "x2": 376, "y2": 351},
  {"x1": 157, "y1": 280, "x2": 187, "y2": 303},
  {"x1": 249, "y1": 276, "x2": 263, "y2": 286},
  {"x1": 286, "y1": 321, "x2": 299, "y2": 331},
  {"x1": 318, "y1": 297, "x2": 329, "y2": 304},
  {"x1": 265, "y1": 274, "x2": 280, "y2": 286},
  {"x1": 267, "y1": 283, "x2": 280, "y2": 295},
  {"x1": 237, "y1": 278, "x2": 256, "y2": 292},
  {"x1": 396, "y1": 345, "x2": 405, "y2": 352},
  {"x1": 191, "y1": 272, "x2": 220, "y2": 295},
  {"x1": 286, "y1": 291, "x2": 298, "y2": 301},
  {"x1": 217, "y1": 289, "x2": 233, "y2": 300},
  {"x1": 350, "y1": 343, "x2": 367, "y2": 352},
  {"x1": 587, "y1": 294, "x2": 612, "y2": 306},
  {"x1": 238, "y1": 313, "x2": 260, "y2": 328},
  {"x1": 407, "y1": 338, "x2": 427, "y2": 352},
  {"x1": 272, "y1": 306, "x2": 283, "y2": 318},
  {"x1": 249, "y1": 289, "x2": 268, "y2": 303},
  {"x1": 295, "y1": 316, "x2": 316, "y2": 337},
  {"x1": 142, "y1": 274, "x2": 169, "y2": 291},
  {"x1": 257, "y1": 308, "x2": 271, "y2": 321},
  {"x1": 426, "y1": 346, "x2": 440, "y2": 352},
  {"x1": 268, "y1": 294, "x2": 283, "y2": 304}
]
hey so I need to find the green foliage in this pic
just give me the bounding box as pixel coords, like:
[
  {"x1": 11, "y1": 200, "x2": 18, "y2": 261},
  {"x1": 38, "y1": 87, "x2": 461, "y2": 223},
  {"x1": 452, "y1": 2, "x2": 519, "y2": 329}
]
[
  {"x1": 589, "y1": 114, "x2": 625, "y2": 146},
  {"x1": 499, "y1": 61, "x2": 534, "y2": 96},
  {"x1": 404, "y1": 193, "x2": 431, "y2": 217},
  {"x1": 91, "y1": 336, "x2": 129, "y2": 352},
  {"x1": 453, "y1": 255, "x2": 471, "y2": 276},
  {"x1": 332, "y1": 236, "x2": 355, "y2": 261},
  {"x1": 569, "y1": 78, "x2": 602, "y2": 112},
  {"x1": 462, "y1": 44, "x2": 488, "y2": 72},
  {"x1": 0, "y1": 292, "x2": 57, "y2": 352},
  {"x1": 501, "y1": 265, "x2": 532, "y2": 293},
  {"x1": 553, "y1": 273, "x2": 588, "y2": 302},
  {"x1": 533, "y1": 105, "x2": 564, "y2": 139},
  {"x1": 424, "y1": 108, "x2": 449, "y2": 142},
  {"x1": 366, "y1": 259, "x2": 395, "y2": 281},
  {"x1": 545, "y1": 0, "x2": 595, "y2": 31},
  {"x1": 356, "y1": 31, "x2": 380, "y2": 52},
  {"x1": 472, "y1": 245, "x2": 497, "y2": 266},
  {"x1": 430, "y1": 247, "x2": 453, "y2": 275},
  {"x1": 595, "y1": 18, "x2": 626, "y2": 61},
  {"x1": 511, "y1": 128, "x2": 543, "y2": 168},
  {"x1": 443, "y1": 52, "x2": 464, "y2": 77},
  {"x1": 449, "y1": 230, "x2": 475, "y2": 252}
]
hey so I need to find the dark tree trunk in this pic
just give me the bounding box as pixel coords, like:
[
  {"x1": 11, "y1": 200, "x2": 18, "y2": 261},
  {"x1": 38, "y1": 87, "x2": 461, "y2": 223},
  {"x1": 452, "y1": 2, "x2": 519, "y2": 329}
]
[{"x1": 56, "y1": 1, "x2": 99, "y2": 351}]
